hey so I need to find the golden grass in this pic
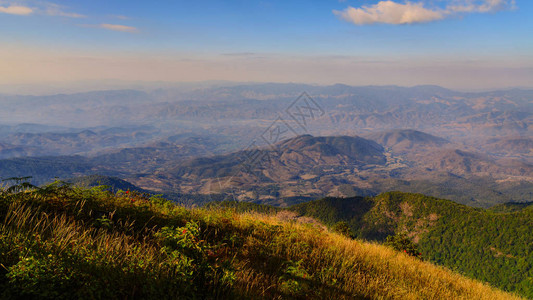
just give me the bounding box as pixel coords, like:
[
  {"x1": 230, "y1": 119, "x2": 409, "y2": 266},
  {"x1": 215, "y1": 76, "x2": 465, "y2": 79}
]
[
  {"x1": 0, "y1": 189, "x2": 523, "y2": 299},
  {"x1": 225, "y1": 211, "x2": 523, "y2": 299},
  {"x1": 1, "y1": 201, "x2": 162, "y2": 271}
]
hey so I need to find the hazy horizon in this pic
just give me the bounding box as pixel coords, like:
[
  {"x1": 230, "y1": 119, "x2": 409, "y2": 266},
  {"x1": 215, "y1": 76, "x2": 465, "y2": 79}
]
[
  {"x1": 1, "y1": 0, "x2": 532, "y2": 92},
  {"x1": 1, "y1": 79, "x2": 533, "y2": 96}
]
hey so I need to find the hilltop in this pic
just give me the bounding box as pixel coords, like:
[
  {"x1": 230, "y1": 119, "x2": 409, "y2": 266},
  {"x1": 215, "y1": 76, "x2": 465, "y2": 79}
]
[
  {"x1": 160, "y1": 135, "x2": 388, "y2": 205},
  {"x1": 365, "y1": 129, "x2": 450, "y2": 153},
  {"x1": 0, "y1": 183, "x2": 520, "y2": 299},
  {"x1": 67, "y1": 174, "x2": 149, "y2": 193}
]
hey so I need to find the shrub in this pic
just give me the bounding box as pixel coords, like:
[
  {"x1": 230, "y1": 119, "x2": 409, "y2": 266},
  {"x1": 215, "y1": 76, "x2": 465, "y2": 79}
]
[
  {"x1": 385, "y1": 233, "x2": 422, "y2": 258},
  {"x1": 332, "y1": 221, "x2": 354, "y2": 238}
]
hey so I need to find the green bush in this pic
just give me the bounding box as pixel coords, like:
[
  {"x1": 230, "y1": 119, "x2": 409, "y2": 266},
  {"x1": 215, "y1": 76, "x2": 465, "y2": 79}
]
[{"x1": 385, "y1": 233, "x2": 422, "y2": 258}]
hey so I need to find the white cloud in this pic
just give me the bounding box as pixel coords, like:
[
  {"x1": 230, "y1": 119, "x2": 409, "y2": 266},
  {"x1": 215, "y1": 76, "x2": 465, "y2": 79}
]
[
  {"x1": 335, "y1": 0, "x2": 516, "y2": 25},
  {"x1": 0, "y1": 1, "x2": 85, "y2": 17},
  {"x1": 99, "y1": 24, "x2": 138, "y2": 33},
  {"x1": 334, "y1": 1, "x2": 443, "y2": 25},
  {"x1": 0, "y1": 5, "x2": 33, "y2": 15}
]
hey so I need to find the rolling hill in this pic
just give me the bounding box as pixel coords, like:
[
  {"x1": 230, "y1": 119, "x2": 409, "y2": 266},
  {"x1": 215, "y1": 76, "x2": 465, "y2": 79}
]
[
  {"x1": 365, "y1": 129, "x2": 450, "y2": 153},
  {"x1": 127, "y1": 133, "x2": 533, "y2": 207},
  {"x1": 1, "y1": 130, "x2": 532, "y2": 207},
  {"x1": 0, "y1": 143, "x2": 38, "y2": 159},
  {"x1": 155, "y1": 135, "x2": 388, "y2": 204},
  {"x1": 67, "y1": 175, "x2": 148, "y2": 193}
]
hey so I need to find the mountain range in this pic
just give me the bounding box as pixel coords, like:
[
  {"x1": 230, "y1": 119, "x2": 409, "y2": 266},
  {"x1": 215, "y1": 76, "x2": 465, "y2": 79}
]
[
  {"x1": 0, "y1": 84, "x2": 531, "y2": 208},
  {"x1": 125, "y1": 132, "x2": 532, "y2": 208},
  {"x1": 1, "y1": 129, "x2": 531, "y2": 208}
]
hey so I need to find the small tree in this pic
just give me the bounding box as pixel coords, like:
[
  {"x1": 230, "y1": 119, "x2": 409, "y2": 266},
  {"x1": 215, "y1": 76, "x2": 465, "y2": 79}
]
[
  {"x1": 1, "y1": 176, "x2": 36, "y2": 194},
  {"x1": 385, "y1": 233, "x2": 422, "y2": 258},
  {"x1": 332, "y1": 221, "x2": 354, "y2": 238}
]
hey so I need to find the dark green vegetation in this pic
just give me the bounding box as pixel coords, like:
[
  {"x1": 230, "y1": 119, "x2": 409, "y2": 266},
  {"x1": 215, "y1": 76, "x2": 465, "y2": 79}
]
[
  {"x1": 0, "y1": 156, "x2": 95, "y2": 186},
  {"x1": 67, "y1": 175, "x2": 149, "y2": 193},
  {"x1": 300, "y1": 193, "x2": 533, "y2": 297},
  {"x1": 374, "y1": 176, "x2": 533, "y2": 208},
  {"x1": 384, "y1": 233, "x2": 422, "y2": 259},
  {"x1": 214, "y1": 193, "x2": 533, "y2": 298},
  {"x1": 0, "y1": 84, "x2": 531, "y2": 297},
  {"x1": 0, "y1": 182, "x2": 519, "y2": 299}
]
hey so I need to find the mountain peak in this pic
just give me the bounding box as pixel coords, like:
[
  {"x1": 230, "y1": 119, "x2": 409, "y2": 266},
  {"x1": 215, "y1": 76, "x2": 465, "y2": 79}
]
[
  {"x1": 366, "y1": 129, "x2": 450, "y2": 152},
  {"x1": 277, "y1": 135, "x2": 385, "y2": 162}
]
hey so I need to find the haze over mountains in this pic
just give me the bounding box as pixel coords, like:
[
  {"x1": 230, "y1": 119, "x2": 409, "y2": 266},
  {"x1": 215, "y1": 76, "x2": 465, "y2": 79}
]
[
  {"x1": 0, "y1": 83, "x2": 531, "y2": 207},
  {"x1": 4, "y1": 0, "x2": 533, "y2": 297}
]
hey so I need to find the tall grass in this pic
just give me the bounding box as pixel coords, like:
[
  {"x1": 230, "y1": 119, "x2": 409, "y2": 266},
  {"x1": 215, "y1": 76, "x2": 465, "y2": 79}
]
[{"x1": 0, "y1": 183, "x2": 523, "y2": 299}]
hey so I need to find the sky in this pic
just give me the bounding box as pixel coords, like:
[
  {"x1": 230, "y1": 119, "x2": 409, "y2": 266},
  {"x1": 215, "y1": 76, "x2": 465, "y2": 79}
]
[{"x1": 0, "y1": 0, "x2": 532, "y2": 91}]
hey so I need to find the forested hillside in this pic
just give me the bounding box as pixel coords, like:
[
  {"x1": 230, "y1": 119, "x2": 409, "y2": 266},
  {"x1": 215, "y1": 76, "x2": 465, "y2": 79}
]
[{"x1": 215, "y1": 192, "x2": 533, "y2": 298}]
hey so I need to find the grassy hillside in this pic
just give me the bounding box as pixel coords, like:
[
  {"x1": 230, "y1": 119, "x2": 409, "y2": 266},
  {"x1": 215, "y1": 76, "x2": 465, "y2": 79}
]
[
  {"x1": 248, "y1": 192, "x2": 532, "y2": 298},
  {"x1": 0, "y1": 183, "x2": 520, "y2": 299}
]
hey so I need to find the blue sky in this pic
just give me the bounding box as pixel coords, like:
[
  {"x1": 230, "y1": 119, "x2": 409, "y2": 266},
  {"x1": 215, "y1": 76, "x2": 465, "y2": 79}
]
[{"x1": 0, "y1": 0, "x2": 531, "y2": 90}]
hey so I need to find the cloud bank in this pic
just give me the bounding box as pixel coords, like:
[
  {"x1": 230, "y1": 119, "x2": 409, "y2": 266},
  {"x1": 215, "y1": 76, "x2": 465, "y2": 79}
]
[
  {"x1": 335, "y1": 0, "x2": 516, "y2": 25},
  {"x1": 334, "y1": 1, "x2": 443, "y2": 25}
]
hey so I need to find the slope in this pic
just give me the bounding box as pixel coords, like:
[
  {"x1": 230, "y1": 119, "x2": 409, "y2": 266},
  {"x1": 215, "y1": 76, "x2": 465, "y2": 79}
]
[
  {"x1": 0, "y1": 184, "x2": 520, "y2": 299},
  {"x1": 283, "y1": 192, "x2": 533, "y2": 297},
  {"x1": 365, "y1": 129, "x2": 450, "y2": 153}
]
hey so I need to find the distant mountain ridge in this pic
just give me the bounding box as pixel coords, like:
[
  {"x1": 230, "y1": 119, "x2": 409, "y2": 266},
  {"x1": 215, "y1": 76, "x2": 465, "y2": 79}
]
[
  {"x1": 67, "y1": 175, "x2": 147, "y2": 193},
  {"x1": 0, "y1": 84, "x2": 530, "y2": 137},
  {"x1": 365, "y1": 129, "x2": 450, "y2": 152},
  {"x1": 126, "y1": 132, "x2": 533, "y2": 207}
]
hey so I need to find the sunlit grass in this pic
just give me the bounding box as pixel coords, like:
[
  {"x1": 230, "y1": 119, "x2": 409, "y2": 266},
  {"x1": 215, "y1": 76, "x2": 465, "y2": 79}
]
[{"x1": 0, "y1": 182, "x2": 523, "y2": 299}]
